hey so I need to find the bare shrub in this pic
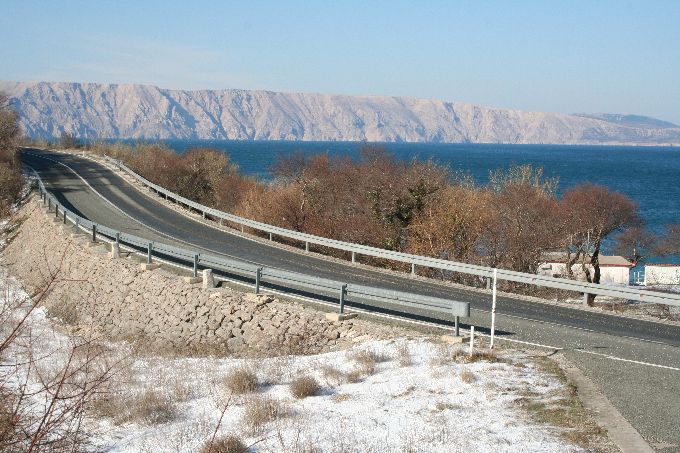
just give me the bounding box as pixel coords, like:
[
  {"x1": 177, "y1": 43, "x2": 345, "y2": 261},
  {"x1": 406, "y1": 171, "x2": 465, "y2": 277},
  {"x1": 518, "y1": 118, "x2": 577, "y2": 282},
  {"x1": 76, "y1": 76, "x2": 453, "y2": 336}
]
[
  {"x1": 200, "y1": 434, "x2": 246, "y2": 453},
  {"x1": 459, "y1": 369, "x2": 476, "y2": 383},
  {"x1": 224, "y1": 366, "x2": 259, "y2": 394},
  {"x1": 289, "y1": 376, "x2": 322, "y2": 399},
  {"x1": 241, "y1": 395, "x2": 288, "y2": 435}
]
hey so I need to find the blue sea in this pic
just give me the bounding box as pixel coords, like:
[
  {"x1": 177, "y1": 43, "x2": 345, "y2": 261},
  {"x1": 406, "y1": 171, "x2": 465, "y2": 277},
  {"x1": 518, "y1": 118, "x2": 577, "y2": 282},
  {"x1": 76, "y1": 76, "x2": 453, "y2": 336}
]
[{"x1": 142, "y1": 140, "x2": 680, "y2": 264}]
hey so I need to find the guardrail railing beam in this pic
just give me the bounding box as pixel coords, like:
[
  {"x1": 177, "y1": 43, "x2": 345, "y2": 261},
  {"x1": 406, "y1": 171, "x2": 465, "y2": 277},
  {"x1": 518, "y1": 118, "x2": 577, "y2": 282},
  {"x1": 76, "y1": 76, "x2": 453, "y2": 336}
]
[{"x1": 39, "y1": 156, "x2": 680, "y2": 309}]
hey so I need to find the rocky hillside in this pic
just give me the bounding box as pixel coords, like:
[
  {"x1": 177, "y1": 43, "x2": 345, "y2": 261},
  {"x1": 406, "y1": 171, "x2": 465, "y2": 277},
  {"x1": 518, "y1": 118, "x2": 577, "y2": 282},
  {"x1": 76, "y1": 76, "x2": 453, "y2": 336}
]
[{"x1": 2, "y1": 80, "x2": 679, "y2": 145}]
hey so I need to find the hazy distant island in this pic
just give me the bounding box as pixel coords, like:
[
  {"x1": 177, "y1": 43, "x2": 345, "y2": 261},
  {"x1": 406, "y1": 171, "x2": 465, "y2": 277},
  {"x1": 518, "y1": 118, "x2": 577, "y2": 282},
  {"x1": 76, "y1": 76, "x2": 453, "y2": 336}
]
[{"x1": 1, "y1": 80, "x2": 679, "y2": 146}]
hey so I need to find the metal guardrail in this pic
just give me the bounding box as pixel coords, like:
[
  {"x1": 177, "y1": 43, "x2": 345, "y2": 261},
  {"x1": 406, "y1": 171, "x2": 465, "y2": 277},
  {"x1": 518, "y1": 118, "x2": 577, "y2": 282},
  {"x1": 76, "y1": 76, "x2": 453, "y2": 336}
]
[
  {"x1": 96, "y1": 153, "x2": 680, "y2": 308},
  {"x1": 35, "y1": 178, "x2": 470, "y2": 331}
]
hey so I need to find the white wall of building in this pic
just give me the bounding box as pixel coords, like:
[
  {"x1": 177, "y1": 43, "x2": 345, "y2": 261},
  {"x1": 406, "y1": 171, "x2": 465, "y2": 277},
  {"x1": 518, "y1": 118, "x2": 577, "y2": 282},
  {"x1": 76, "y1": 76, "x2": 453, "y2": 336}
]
[
  {"x1": 644, "y1": 265, "x2": 680, "y2": 286},
  {"x1": 538, "y1": 262, "x2": 631, "y2": 285}
]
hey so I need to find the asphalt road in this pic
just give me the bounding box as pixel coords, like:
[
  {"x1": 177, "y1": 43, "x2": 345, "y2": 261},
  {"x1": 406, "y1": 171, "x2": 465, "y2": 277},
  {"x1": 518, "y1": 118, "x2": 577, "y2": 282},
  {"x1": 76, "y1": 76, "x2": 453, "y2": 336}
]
[{"x1": 21, "y1": 149, "x2": 680, "y2": 451}]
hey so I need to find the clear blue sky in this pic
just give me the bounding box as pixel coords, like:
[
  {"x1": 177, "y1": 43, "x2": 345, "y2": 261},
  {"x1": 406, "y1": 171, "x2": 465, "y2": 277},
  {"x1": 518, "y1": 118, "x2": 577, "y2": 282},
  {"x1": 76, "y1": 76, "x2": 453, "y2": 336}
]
[{"x1": 2, "y1": 0, "x2": 680, "y2": 123}]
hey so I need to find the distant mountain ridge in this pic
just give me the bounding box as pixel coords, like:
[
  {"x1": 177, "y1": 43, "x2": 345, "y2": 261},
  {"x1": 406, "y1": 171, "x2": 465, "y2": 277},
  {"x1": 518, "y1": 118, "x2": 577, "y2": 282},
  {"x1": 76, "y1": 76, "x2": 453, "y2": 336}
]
[{"x1": 1, "y1": 80, "x2": 679, "y2": 146}]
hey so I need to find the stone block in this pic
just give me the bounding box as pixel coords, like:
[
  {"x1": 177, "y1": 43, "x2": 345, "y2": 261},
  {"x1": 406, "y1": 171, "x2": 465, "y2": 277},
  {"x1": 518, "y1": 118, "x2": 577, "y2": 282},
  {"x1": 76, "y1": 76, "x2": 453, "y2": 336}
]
[
  {"x1": 183, "y1": 276, "x2": 202, "y2": 284},
  {"x1": 325, "y1": 312, "x2": 358, "y2": 322},
  {"x1": 110, "y1": 242, "x2": 121, "y2": 259},
  {"x1": 440, "y1": 334, "x2": 470, "y2": 344},
  {"x1": 140, "y1": 263, "x2": 161, "y2": 271},
  {"x1": 202, "y1": 269, "x2": 216, "y2": 288}
]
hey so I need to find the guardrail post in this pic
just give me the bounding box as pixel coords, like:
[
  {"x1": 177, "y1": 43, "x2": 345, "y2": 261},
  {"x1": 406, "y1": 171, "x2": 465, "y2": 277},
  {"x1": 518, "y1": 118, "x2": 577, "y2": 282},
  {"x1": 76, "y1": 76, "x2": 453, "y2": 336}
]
[
  {"x1": 305, "y1": 241, "x2": 309, "y2": 252},
  {"x1": 583, "y1": 292, "x2": 589, "y2": 306},
  {"x1": 339, "y1": 284, "x2": 347, "y2": 314},
  {"x1": 147, "y1": 242, "x2": 153, "y2": 264},
  {"x1": 351, "y1": 252, "x2": 356, "y2": 263},
  {"x1": 115, "y1": 232, "x2": 120, "y2": 246},
  {"x1": 74, "y1": 218, "x2": 80, "y2": 233},
  {"x1": 92, "y1": 225, "x2": 97, "y2": 242},
  {"x1": 490, "y1": 268, "x2": 498, "y2": 349},
  {"x1": 193, "y1": 254, "x2": 199, "y2": 278},
  {"x1": 486, "y1": 277, "x2": 491, "y2": 290},
  {"x1": 55, "y1": 205, "x2": 59, "y2": 218},
  {"x1": 269, "y1": 232, "x2": 273, "y2": 241},
  {"x1": 454, "y1": 316, "x2": 460, "y2": 337},
  {"x1": 48, "y1": 198, "x2": 51, "y2": 212},
  {"x1": 63, "y1": 209, "x2": 67, "y2": 224},
  {"x1": 255, "y1": 267, "x2": 262, "y2": 294},
  {"x1": 411, "y1": 263, "x2": 416, "y2": 276},
  {"x1": 202, "y1": 211, "x2": 206, "y2": 220},
  {"x1": 241, "y1": 225, "x2": 244, "y2": 233}
]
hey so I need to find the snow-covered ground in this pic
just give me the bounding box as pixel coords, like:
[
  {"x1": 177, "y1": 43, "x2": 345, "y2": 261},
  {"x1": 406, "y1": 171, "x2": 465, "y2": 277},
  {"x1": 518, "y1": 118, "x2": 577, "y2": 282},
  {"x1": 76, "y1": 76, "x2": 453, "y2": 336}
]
[{"x1": 1, "y1": 270, "x2": 583, "y2": 453}]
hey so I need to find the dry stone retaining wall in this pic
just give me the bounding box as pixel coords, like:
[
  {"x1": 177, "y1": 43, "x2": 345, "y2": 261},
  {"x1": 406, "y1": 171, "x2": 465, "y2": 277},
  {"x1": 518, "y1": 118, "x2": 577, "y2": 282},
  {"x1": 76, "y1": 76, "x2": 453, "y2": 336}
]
[{"x1": 2, "y1": 198, "x2": 392, "y2": 354}]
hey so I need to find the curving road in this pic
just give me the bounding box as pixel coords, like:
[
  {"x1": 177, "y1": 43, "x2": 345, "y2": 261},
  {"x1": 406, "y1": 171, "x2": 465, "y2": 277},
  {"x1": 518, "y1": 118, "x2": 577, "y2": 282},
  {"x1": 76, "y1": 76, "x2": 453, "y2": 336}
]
[{"x1": 21, "y1": 149, "x2": 680, "y2": 450}]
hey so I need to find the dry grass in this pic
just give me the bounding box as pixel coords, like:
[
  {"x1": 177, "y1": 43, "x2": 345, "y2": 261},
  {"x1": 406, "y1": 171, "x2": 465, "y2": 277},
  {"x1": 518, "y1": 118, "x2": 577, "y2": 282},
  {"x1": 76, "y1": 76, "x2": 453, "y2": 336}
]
[
  {"x1": 0, "y1": 392, "x2": 18, "y2": 444},
  {"x1": 200, "y1": 434, "x2": 247, "y2": 453},
  {"x1": 319, "y1": 364, "x2": 345, "y2": 386},
  {"x1": 91, "y1": 387, "x2": 178, "y2": 426},
  {"x1": 459, "y1": 369, "x2": 476, "y2": 383},
  {"x1": 129, "y1": 389, "x2": 179, "y2": 425},
  {"x1": 241, "y1": 395, "x2": 289, "y2": 435},
  {"x1": 46, "y1": 297, "x2": 79, "y2": 325},
  {"x1": 345, "y1": 369, "x2": 365, "y2": 383},
  {"x1": 396, "y1": 344, "x2": 412, "y2": 367},
  {"x1": 260, "y1": 356, "x2": 292, "y2": 385},
  {"x1": 453, "y1": 348, "x2": 500, "y2": 364},
  {"x1": 517, "y1": 356, "x2": 615, "y2": 451},
  {"x1": 428, "y1": 344, "x2": 454, "y2": 367},
  {"x1": 347, "y1": 348, "x2": 388, "y2": 376},
  {"x1": 331, "y1": 393, "x2": 349, "y2": 403},
  {"x1": 289, "y1": 376, "x2": 322, "y2": 399},
  {"x1": 224, "y1": 366, "x2": 259, "y2": 394},
  {"x1": 435, "y1": 401, "x2": 461, "y2": 411}
]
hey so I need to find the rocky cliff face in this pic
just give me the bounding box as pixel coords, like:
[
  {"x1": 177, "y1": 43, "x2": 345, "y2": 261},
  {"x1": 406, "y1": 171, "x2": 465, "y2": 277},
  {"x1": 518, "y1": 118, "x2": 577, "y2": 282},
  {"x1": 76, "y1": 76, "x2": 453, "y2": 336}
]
[{"x1": 2, "y1": 80, "x2": 679, "y2": 145}]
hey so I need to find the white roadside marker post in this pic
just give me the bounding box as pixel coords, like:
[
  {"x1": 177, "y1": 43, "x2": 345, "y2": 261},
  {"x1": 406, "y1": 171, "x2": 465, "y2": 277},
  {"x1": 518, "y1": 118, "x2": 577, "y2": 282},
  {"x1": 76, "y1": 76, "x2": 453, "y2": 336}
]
[
  {"x1": 490, "y1": 268, "x2": 498, "y2": 349},
  {"x1": 469, "y1": 326, "x2": 475, "y2": 357}
]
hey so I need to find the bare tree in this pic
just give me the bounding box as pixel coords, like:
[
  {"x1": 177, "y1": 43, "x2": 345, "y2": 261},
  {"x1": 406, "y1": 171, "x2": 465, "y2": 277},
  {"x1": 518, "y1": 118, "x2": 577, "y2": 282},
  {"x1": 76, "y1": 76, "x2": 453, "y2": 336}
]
[
  {"x1": 561, "y1": 184, "x2": 640, "y2": 304},
  {"x1": 613, "y1": 226, "x2": 658, "y2": 264},
  {"x1": 0, "y1": 244, "x2": 126, "y2": 451},
  {"x1": 58, "y1": 132, "x2": 80, "y2": 150},
  {"x1": 0, "y1": 93, "x2": 20, "y2": 157},
  {"x1": 0, "y1": 92, "x2": 22, "y2": 217},
  {"x1": 654, "y1": 224, "x2": 680, "y2": 257}
]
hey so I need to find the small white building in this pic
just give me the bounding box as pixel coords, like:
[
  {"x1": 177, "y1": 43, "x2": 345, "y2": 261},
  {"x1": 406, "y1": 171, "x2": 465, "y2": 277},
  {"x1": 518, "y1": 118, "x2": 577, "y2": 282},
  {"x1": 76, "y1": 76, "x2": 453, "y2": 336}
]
[
  {"x1": 644, "y1": 264, "x2": 680, "y2": 286},
  {"x1": 538, "y1": 254, "x2": 634, "y2": 286}
]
